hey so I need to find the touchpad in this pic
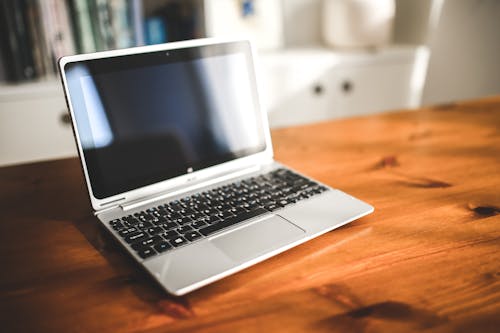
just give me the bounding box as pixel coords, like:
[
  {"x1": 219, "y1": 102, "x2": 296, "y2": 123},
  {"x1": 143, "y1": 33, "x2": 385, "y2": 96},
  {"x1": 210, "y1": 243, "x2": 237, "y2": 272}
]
[{"x1": 211, "y1": 215, "x2": 305, "y2": 263}]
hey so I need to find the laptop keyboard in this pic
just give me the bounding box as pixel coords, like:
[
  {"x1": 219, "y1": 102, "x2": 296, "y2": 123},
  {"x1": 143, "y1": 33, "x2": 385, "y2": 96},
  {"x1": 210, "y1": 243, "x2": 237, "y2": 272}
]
[{"x1": 108, "y1": 168, "x2": 328, "y2": 259}]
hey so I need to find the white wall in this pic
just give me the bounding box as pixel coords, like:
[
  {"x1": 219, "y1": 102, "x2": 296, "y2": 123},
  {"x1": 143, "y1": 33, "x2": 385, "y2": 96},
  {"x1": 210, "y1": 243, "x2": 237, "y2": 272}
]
[
  {"x1": 423, "y1": 0, "x2": 500, "y2": 104},
  {"x1": 281, "y1": 0, "x2": 323, "y2": 46},
  {"x1": 282, "y1": 0, "x2": 437, "y2": 47}
]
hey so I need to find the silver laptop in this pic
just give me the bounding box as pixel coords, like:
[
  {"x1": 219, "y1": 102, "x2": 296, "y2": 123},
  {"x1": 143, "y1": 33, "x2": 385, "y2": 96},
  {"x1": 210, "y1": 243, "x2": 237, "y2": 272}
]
[{"x1": 59, "y1": 38, "x2": 373, "y2": 295}]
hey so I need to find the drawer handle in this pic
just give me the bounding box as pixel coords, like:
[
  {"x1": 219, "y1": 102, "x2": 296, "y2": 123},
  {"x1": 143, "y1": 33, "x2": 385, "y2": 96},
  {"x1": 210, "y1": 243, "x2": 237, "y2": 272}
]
[
  {"x1": 60, "y1": 112, "x2": 71, "y2": 125},
  {"x1": 312, "y1": 83, "x2": 324, "y2": 96},
  {"x1": 341, "y1": 80, "x2": 353, "y2": 94}
]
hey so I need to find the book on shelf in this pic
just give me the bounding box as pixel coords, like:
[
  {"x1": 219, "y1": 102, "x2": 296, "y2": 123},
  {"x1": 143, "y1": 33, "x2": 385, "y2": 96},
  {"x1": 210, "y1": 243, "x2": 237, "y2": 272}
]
[
  {"x1": 0, "y1": 0, "x2": 36, "y2": 81},
  {"x1": 39, "y1": 0, "x2": 76, "y2": 73},
  {"x1": 26, "y1": 0, "x2": 47, "y2": 78},
  {"x1": 110, "y1": 0, "x2": 135, "y2": 49},
  {"x1": 148, "y1": 1, "x2": 199, "y2": 44},
  {"x1": 131, "y1": 0, "x2": 144, "y2": 46},
  {"x1": 144, "y1": 16, "x2": 167, "y2": 45},
  {"x1": 0, "y1": 0, "x2": 204, "y2": 83},
  {"x1": 67, "y1": 0, "x2": 97, "y2": 53}
]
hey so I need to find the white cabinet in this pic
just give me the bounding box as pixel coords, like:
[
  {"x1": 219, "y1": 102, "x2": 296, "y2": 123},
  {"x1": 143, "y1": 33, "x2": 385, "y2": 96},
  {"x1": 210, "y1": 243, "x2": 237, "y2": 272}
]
[
  {"x1": 0, "y1": 81, "x2": 77, "y2": 166},
  {"x1": 260, "y1": 46, "x2": 429, "y2": 128}
]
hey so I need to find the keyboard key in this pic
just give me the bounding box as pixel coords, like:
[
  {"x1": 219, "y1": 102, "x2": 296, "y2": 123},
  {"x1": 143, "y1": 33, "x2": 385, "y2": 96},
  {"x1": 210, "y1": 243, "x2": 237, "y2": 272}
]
[
  {"x1": 184, "y1": 231, "x2": 202, "y2": 241},
  {"x1": 136, "y1": 221, "x2": 154, "y2": 230},
  {"x1": 131, "y1": 235, "x2": 163, "y2": 250},
  {"x1": 136, "y1": 213, "x2": 154, "y2": 222},
  {"x1": 177, "y1": 225, "x2": 193, "y2": 234},
  {"x1": 189, "y1": 212, "x2": 206, "y2": 221},
  {"x1": 166, "y1": 212, "x2": 181, "y2": 220},
  {"x1": 162, "y1": 230, "x2": 180, "y2": 239},
  {"x1": 148, "y1": 216, "x2": 161, "y2": 224},
  {"x1": 169, "y1": 236, "x2": 188, "y2": 247},
  {"x1": 162, "y1": 222, "x2": 178, "y2": 230},
  {"x1": 154, "y1": 241, "x2": 172, "y2": 253},
  {"x1": 110, "y1": 221, "x2": 124, "y2": 230},
  {"x1": 110, "y1": 218, "x2": 122, "y2": 225},
  {"x1": 202, "y1": 208, "x2": 216, "y2": 216},
  {"x1": 217, "y1": 210, "x2": 235, "y2": 219},
  {"x1": 146, "y1": 226, "x2": 164, "y2": 235},
  {"x1": 177, "y1": 216, "x2": 192, "y2": 225},
  {"x1": 125, "y1": 231, "x2": 148, "y2": 243},
  {"x1": 264, "y1": 203, "x2": 281, "y2": 211},
  {"x1": 123, "y1": 216, "x2": 140, "y2": 225},
  {"x1": 155, "y1": 215, "x2": 169, "y2": 224},
  {"x1": 246, "y1": 202, "x2": 260, "y2": 210},
  {"x1": 118, "y1": 227, "x2": 137, "y2": 237},
  {"x1": 195, "y1": 203, "x2": 209, "y2": 211},
  {"x1": 206, "y1": 215, "x2": 221, "y2": 224},
  {"x1": 279, "y1": 199, "x2": 289, "y2": 206},
  {"x1": 191, "y1": 220, "x2": 207, "y2": 229},
  {"x1": 299, "y1": 193, "x2": 310, "y2": 200},
  {"x1": 137, "y1": 247, "x2": 156, "y2": 259}
]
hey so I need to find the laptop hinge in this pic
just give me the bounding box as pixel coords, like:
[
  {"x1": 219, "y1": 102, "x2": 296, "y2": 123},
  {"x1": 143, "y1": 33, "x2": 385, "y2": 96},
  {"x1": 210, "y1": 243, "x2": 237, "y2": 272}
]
[
  {"x1": 94, "y1": 206, "x2": 120, "y2": 216},
  {"x1": 119, "y1": 164, "x2": 263, "y2": 212}
]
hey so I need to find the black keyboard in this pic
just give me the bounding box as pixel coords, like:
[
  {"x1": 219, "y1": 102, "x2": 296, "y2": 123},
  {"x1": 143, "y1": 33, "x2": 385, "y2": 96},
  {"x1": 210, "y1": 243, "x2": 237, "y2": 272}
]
[{"x1": 108, "y1": 168, "x2": 328, "y2": 259}]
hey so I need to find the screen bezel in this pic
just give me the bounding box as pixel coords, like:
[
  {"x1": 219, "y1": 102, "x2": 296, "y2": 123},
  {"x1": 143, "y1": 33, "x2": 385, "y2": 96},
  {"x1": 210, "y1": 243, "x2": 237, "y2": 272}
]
[{"x1": 59, "y1": 38, "x2": 274, "y2": 212}]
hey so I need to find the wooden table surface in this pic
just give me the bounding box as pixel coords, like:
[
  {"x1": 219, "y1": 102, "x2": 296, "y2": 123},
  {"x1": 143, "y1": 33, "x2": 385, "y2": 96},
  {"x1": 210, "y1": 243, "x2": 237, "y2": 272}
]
[{"x1": 1, "y1": 97, "x2": 499, "y2": 333}]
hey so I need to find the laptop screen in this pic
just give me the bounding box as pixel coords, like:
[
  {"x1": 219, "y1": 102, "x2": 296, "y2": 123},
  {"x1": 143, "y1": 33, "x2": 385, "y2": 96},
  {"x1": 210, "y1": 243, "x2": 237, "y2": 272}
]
[{"x1": 63, "y1": 41, "x2": 267, "y2": 199}]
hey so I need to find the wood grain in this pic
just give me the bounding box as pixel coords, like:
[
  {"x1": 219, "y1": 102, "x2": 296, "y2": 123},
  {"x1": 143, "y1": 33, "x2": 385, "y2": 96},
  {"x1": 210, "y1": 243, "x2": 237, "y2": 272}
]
[{"x1": 1, "y1": 97, "x2": 499, "y2": 332}]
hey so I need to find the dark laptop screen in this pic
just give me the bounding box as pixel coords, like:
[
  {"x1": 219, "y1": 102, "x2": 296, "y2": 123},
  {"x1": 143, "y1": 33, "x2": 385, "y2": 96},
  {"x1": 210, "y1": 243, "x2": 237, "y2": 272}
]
[{"x1": 63, "y1": 41, "x2": 267, "y2": 199}]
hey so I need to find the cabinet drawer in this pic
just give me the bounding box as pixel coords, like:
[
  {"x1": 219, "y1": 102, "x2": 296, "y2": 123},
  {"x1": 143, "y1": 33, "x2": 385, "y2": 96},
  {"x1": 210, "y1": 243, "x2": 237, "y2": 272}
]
[
  {"x1": 261, "y1": 46, "x2": 427, "y2": 128},
  {"x1": 0, "y1": 95, "x2": 77, "y2": 166},
  {"x1": 327, "y1": 61, "x2": 416, "y2": 118},
  {"x1": 266, "y1": 61, "x2": 416, "y2": 127}
]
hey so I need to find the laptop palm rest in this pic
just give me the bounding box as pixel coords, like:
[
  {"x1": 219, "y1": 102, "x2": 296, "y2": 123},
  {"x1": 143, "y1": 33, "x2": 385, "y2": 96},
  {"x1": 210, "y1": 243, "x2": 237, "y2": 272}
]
[{"x1": 211, "y1": 215, "x2": 305, "y2": 263}]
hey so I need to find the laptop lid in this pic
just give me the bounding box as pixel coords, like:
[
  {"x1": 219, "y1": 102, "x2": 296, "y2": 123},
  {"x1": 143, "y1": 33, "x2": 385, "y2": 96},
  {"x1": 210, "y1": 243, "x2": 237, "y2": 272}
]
[{"x1": 59, "y1": 38, "x2": 274, "y2": 212}]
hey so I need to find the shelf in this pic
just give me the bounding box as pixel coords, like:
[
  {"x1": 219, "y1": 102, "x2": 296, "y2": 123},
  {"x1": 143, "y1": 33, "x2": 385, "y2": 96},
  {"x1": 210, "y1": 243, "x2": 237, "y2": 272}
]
[
  {"x1": 0, "y1": 78, "x2": 62, "y2": 101},
  {"x1": 260, "y1": 44, "x2": 429, "y2": 65}
]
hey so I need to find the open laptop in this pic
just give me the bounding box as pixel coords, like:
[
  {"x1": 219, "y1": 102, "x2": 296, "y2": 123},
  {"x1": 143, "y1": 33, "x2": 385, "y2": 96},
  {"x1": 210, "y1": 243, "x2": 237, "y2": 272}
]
[{"x1": 59, "y1": 38, "x2": 373, "y2": 295}]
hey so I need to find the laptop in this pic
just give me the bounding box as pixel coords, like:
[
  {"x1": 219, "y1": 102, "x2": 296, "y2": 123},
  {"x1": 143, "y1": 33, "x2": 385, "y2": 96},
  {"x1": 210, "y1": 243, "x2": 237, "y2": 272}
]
[{"x1": 59, "y1": 38, "x2": 373, "y2": 295}]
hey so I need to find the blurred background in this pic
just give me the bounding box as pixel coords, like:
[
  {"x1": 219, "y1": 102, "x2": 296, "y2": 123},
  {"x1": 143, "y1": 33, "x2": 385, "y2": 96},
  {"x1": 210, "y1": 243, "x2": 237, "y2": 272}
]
[{"x1": 1, "y1": 0, "x2": 499, "y2": 166}]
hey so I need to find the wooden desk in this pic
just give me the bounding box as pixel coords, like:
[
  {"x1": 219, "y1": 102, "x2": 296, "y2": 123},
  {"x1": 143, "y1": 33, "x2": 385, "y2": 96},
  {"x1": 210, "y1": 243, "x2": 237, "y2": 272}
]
[{"x1": 1, "y1": 97, "x2": 499, "y2": 332}]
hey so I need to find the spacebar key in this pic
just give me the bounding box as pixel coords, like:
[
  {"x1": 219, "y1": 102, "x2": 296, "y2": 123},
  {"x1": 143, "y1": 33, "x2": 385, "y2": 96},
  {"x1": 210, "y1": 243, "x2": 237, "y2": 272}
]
[{"x1": 199, "y1": 208, "x2": 268, "y2": 236}]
